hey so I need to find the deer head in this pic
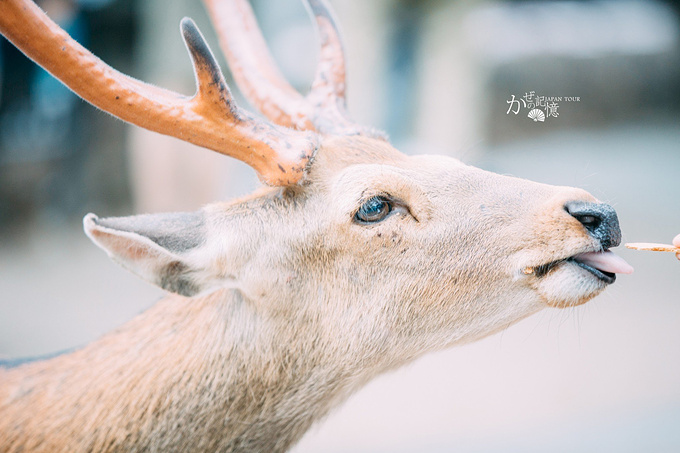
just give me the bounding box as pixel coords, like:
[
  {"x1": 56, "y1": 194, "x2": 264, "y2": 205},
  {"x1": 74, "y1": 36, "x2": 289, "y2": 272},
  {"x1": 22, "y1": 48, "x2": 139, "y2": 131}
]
[
  {"x1": 0, "y1": 0, "x2": 634, "y2": 354},
  {"x1": 0, "y1": 0, "x2": 633, "y2": 450}
]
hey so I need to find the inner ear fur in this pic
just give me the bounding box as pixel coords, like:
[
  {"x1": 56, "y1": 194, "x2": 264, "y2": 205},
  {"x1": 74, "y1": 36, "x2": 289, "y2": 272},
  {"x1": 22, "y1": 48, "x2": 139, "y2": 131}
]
[{"x1": 83, "y1": 212, "x2": 208, "y2": 297}]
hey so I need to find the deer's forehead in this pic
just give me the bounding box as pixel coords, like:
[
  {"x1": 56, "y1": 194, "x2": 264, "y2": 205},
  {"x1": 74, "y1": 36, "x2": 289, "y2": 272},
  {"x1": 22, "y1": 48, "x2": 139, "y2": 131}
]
[
  {"x1": 207, "y1": 141, "x2": 542, "y2": 223},
  {"x1": 311, "y1": 136, "x2": 406, "y2": 175},
  {"x1": 312, "y1": 136, "x2": 471, "y2": 186},
  {"x1": 321, "y1": 152, "x2": 480, "y2": 200}
]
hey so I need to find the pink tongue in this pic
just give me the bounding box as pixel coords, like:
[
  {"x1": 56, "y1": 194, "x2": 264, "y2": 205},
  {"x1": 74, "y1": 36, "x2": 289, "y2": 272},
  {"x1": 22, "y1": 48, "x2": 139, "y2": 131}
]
[{"x1": 573, "y1": 251, "x2": 634, "y2": 274}]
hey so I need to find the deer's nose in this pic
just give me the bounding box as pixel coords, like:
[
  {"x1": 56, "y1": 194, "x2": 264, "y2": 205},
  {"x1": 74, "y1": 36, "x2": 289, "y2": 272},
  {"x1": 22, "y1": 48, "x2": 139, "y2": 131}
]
[{"x1": 564, "y1": 201, "x2": 622, "y2": 249}]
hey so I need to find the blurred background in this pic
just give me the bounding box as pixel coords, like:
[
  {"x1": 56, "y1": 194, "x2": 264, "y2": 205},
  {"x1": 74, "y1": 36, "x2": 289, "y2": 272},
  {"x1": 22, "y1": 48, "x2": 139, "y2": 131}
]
[{"x1": 1, "y1": 0, "x2": 679, "y2": 451}]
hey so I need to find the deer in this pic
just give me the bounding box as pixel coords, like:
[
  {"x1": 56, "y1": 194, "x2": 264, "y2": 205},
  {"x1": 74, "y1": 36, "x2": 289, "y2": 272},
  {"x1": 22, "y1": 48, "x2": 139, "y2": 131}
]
[{"x1": 0, "y1": 0, "x2": 635, "y2": 451}]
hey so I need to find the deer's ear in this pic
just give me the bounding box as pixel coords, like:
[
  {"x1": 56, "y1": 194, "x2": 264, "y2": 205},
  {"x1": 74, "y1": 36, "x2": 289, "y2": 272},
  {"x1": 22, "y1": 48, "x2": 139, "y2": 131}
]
[{"x1": 83, "y1": 212, "x2": 210, "y2": 297}]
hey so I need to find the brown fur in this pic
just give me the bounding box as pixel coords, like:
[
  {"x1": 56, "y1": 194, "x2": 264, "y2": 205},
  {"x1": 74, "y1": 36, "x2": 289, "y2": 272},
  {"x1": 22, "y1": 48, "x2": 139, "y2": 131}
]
[
  {"x1": 0, "y1": 0, "x2": 623, "y2": 448},
  {"x1": 0, "y1": 136, "x2": 613, "y2": 452}
]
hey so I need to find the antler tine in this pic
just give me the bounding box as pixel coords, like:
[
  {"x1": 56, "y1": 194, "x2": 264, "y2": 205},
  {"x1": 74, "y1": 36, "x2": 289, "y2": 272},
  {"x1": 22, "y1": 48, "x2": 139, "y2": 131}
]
[
  {"x1": 302, "y1": 0, "x2": 376, "y2": 136},
  {"x1": 204, "y1": 0, "x2": 382, "y2": 138},
  {"x1": 0, "y1": 0, "x2": 318, "y2": 186},
  {"x1": 203, "y1": 0, "x2": 312, "y2": 130},
  {"x1": 305, "y1": 0, "x2": 345, "y2": 98}
]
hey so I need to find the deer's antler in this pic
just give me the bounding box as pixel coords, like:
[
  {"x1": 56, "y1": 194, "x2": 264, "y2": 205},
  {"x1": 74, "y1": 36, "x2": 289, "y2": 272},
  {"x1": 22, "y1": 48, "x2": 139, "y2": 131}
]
[
  {"x1": 204, "y1": 0, "x2": 377, "y2": 137},
  {"x1": 0, "y1": 0, "x2": 318, "y2": 185}
]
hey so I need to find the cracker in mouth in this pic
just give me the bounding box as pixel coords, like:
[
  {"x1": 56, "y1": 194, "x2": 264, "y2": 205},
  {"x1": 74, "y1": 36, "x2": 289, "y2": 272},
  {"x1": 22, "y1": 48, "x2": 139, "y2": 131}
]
[{"x1": 625, "y1": 242, "x2": 680, "y2": 252}]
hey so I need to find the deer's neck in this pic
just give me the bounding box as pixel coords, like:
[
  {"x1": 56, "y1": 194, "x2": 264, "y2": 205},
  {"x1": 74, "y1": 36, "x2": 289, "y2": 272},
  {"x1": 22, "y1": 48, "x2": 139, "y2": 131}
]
[{"x1": 0, "y1": 290, "x2": 363, "y2": 453}]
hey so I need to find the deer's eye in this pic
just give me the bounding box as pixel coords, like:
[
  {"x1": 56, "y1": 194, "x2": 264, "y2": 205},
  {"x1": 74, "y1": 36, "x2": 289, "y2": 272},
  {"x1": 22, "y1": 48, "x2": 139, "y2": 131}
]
[{"x1": 355, "y1": 196, "x2": 392, "y2": 223}]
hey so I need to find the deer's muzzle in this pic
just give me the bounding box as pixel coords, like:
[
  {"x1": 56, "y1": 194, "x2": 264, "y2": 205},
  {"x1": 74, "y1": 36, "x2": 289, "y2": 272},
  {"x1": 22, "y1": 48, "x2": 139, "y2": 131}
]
[{"x1": 564, "y1": 201, "x2": 622, "y2": 249}]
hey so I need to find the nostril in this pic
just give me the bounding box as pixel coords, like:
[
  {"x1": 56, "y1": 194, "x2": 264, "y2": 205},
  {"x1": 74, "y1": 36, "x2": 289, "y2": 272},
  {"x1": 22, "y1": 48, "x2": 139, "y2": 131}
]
[
  {"x1": 573, "y1": 214, "x2": 601, "y2": 232},
  {"x1": 564, "y1": 200, "x2": 622, "y2": 249},
  {"x1": 564, "y1": 202, "x2": 603, "y2": 230}
]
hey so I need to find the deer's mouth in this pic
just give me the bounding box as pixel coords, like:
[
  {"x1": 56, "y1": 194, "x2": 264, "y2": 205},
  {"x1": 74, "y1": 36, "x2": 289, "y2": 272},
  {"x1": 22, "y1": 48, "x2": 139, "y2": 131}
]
[
  {"x1": 525, "y1": 249, "x2": 633, "y2": 284},
  {"x1": 524, "y1": 248, "x2": 632, "y2": 308}
]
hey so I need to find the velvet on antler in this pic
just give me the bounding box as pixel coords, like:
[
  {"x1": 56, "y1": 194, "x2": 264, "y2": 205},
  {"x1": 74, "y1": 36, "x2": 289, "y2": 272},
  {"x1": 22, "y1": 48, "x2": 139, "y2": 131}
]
[
  {"x1": 203, "y1": 0, "x2": 378, "y2": 137},
  {"x1": 0, "y1": 0, "x2": 319, "y2": 185}
]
